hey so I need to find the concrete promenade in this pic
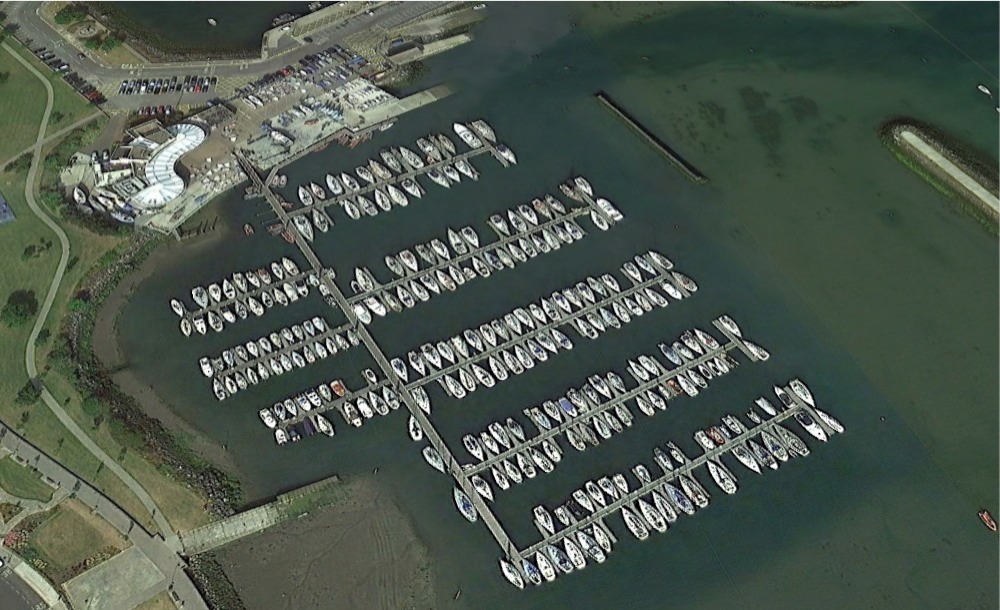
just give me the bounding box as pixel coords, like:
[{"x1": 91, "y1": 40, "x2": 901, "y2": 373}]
[{"x1": 0, "y1": 424, "x2": 208, "y2": 610}]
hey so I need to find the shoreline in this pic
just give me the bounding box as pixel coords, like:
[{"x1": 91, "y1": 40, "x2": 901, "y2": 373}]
[
  {"x1": 91, "y1": 222, "x2": 251, "y2": 489},
  {"x1": 879, "y1": 118, "x2": 999, "y2": 233},
  {"x1": 86, "y1": 2, "x2": 263, "y2": 63}
]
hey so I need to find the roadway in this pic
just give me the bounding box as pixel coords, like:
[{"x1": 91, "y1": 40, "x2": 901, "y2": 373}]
[
  {"x1": 0, "y1": 566, "x2": 44, "y2": 610},
  {"x1": 7, "y1": 1, "x2": 446, "y2": 100}
]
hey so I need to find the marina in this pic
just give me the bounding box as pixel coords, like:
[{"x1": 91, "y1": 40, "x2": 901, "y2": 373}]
[
  {"x1": 175, "y1": 118, "x2": 846, "y2": 588},
  {"x1": 514, "y1": 381, "x2": 842, "y2": 569},
  {"x1": 460, "y1": 318, "x2": 750, "y2": 479}
]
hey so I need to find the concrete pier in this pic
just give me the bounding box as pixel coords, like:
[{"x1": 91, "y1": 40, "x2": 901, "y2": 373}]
[
  {"x1": 400, "y1": 262, "x2": 688, "y2": 393},
  {"x1": 516, "y1": 395, "x2": 809, "y2": 560},
  {"x1": 345, "y1": 204, "x2": 595, "y2": 306},
  {"x1": 463, "y1": 336, "x2": 742, "y2": 478}
]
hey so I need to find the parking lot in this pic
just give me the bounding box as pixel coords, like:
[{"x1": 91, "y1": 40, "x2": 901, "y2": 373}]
[{"x1": 30, "y1": 46, "x2": 106, "y2": 105}]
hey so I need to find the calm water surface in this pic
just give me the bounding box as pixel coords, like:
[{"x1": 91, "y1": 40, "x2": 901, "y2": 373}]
[{"x1": 116, "y1": 3, "x2": 998, "y2": 608}]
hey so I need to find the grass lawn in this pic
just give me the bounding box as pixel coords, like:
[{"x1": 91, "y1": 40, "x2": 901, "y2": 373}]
[
  {"x1": 135, "y1": 590, "x2": 178, "y2": 610},
  {"x1": 27, "y1": 498, "x2": 128, "y2": 583},
  {"x1": 0, "y1": 46, "x2": 48, "y2": 162},
  {"x1": 1, "y1": 43, "x2": 96, "y2": 138},
  {"x1": 0, "y1": 457, "x2": 55, "y2": 502}
]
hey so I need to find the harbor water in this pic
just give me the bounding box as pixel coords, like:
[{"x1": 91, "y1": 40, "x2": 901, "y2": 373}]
[{"x1": 114, "y1": 2, "x2": 998, "y2": 608}]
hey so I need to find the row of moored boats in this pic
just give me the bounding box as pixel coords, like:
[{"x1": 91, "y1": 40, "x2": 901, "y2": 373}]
[
  {"x1": 171, "y1": 257, "x2": 322, "y2": 336},
  {"x1": 387, "y1": 251, "x2": 686, "y2": 400},
  {"x1": 490, "y1": 380, "x2": 843, "y2": 588},
  {"x1": 290, "y1": 121, "x2": 512, "y2": 233},
  {"x1": 201, "y1": 318, "x2": 358, "y2": 401}
]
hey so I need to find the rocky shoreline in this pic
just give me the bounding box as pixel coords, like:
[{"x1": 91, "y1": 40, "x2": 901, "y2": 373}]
[{"x1": 52, "y1": 231, "x2": 244, "y2": 518}]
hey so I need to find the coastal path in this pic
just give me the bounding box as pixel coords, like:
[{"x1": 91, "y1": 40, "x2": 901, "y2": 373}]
[{"x1": 4, "y1": 40, "x2": 177, "y2": 545}]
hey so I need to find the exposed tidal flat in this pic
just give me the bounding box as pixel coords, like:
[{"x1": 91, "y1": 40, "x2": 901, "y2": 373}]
[{"x1": 106, "y1": 2, "x2": 996, "y2": 609}]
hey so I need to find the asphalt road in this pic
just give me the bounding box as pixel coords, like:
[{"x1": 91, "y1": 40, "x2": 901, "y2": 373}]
[
  {"x1": 8, "y1": 1, "x2": 443, "y2": 106},
  {"x1": 0, "y1": 564, "x2": 44, "y2": 610}
]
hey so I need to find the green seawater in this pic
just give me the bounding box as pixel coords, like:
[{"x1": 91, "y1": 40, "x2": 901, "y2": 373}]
[
  {"x1": 115, "y1": 3, "x2": 998, "y2": 608},
  {"x1": 107, "y1": 2, "x2": 307, "y2": 52}
]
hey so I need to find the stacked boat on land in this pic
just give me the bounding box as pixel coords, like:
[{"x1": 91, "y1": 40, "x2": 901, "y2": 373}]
[{"x1": 176, "y1": 257, "x2": 315, "y2": 337}]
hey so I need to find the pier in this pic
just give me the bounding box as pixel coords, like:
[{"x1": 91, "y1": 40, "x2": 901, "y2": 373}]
[
  {"x1": 254, "y1": 157, "x2": 521, "y2": 559},
  {"x1": 400, "y1": 261, "x2": 690, "y2": 392},
  {"x1": 462, "y1": 334, "x2": 742, "y2": 478},
  {"x1": 214, "y1": 320, "x2": 354, "y2": 378},
  {"x1": 217, "y1": 119, "x2": 843, "y2": 586},
  {"x1": 344, "y1": 204, "x2": 596, "y2": 306},
  {"x1": 594, "y1": 91, "x2": 708, "y2": 184},
  {"x1": 516, "y1": 388, "x2": 810, "y2": 561}
]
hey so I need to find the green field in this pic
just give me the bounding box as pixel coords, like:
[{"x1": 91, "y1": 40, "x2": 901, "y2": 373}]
[
  {"x1": 1, "y1": 43, "x2": 96, "y2": 141},
  {"x1": 0, "y1": 45, "x2": 48, "y2": 162},
  {"x1": 0, "y1": 457, "x2": 55, "y2": 502}
]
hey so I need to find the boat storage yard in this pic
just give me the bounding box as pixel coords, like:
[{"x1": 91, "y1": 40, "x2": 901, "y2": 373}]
[{"x1": 167, "y1": 120, "x2": 846, "y2": 589}]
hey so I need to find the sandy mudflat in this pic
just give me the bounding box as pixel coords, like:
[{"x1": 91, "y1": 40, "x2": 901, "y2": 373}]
[{"x1": 216, "y1": 477, "x2": 435, "y2": 610}]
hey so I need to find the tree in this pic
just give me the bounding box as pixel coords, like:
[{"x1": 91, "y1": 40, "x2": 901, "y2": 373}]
[
  {"x1": 99, "y1": 36, "x2": 122, "y2": 52},
  {"x1": 15, "y1": 381, "x2": 41, "y2": 406},
  {"x1": 1, "y1": 290, "x2": 39, "y2": 327},
  {"x1": 54, "y1": 5, "x2": 88, "y2": 25},
  {"x1": 84, "y1": 36, "x2": 101, "y2": 50},
  {"x1": 50, "y1": 111, "x2": 65, "y2": 124},
  {"x1": 0, "y1": 71, "x2": 9, "y2": 84}
]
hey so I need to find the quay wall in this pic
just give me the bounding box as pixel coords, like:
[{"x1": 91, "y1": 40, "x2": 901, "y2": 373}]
[{"x1": 594, "y1": 91, "x2": 708, "y2": 184}]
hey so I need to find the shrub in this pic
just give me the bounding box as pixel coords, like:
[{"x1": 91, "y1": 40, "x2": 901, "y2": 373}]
[{"x1": 2, "y1": 290, "x2": 39, "y2": 327}]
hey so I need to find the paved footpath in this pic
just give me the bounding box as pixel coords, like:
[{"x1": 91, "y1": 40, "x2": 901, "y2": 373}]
[{"x1": 2, "y1": 40, "x2": 207, "y2": 610}]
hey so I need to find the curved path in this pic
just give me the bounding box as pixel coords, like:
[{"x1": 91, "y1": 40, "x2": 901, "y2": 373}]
[{"x1": 2, "y1": 41, "x2": 176, "y2": 543}]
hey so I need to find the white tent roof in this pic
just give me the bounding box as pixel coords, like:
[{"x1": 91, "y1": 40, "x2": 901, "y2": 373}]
[{"x1": 130, "y1": 123, "x2": 206, "y2": 211}]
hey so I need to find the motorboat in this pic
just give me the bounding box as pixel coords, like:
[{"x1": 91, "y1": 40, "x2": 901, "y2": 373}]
[
  {"x1": 386, "y1": 183, "x2": 408, "y2": 207},
  {"x1": 499, "y1": 559, "x2": 524, "y2": 589},
  {"x1": 707, "y1": 459, "x2": 738, "y2": 494},
  {"x1": 495, "y1": 143, "x2": 517, "y2": 164},
  {"x1": 453, "y1": 122, "x2": 484, "y2": 148},
  {"x1": 470, "y1": 119, "x2": 496, "y2": 143},
  {"x1": 297, "y1": 185, "x2": 314, "y2": 206},
  {"x1": 789, "y1": 378, "x2": 816, "y2": 406},
  {"x1": 325, "y1": 173, "x2": 343, "y2": 195}
]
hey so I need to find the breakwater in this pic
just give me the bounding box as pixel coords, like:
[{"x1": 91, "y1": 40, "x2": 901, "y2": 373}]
[
  {"x1": 594, "y1": 91, "x2": 708, "y2": 184},
  {"x1": 879, "y1": 118, "x2": 999, "y2": 233}
]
